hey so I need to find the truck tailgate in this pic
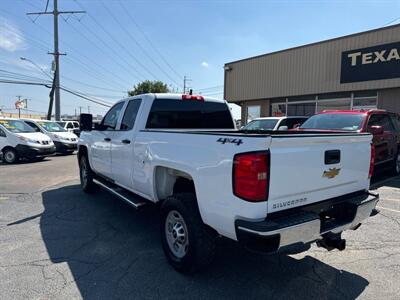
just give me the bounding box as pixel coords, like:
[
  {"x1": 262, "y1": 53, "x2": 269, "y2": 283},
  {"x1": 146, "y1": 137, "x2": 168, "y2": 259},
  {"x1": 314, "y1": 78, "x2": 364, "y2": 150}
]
[{"x1": 268, "y1": 133, "x2": 372, "y2": 213}]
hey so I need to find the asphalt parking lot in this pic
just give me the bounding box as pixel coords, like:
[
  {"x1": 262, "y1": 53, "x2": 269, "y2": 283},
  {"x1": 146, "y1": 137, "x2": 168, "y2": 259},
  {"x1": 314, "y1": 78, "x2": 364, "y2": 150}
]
[{"x1": 0, "y1": 155, "x2": 399, "y2": 300}]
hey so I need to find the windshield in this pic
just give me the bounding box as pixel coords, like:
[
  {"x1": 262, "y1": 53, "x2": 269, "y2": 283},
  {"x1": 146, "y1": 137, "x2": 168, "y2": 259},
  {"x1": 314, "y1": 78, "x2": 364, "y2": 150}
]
[
  {"x1": 0, "y1": 119, "x2": 35, "y2": 133},
  {"x1": 243, "y1": 119, "x2": 279, "y2": 130},
  {"x1": 37, "y1": 121, "x2": 67, "y2": 132},
  {"x1": 300, "y1": 113, "x2": 365, "y2": 131}
]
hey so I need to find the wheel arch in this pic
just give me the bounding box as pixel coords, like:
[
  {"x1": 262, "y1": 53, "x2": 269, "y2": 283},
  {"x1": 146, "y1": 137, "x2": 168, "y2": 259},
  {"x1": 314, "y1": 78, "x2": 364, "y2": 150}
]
[{"x1": 154, "y1": 166, "x2": 197, "y2": 202}]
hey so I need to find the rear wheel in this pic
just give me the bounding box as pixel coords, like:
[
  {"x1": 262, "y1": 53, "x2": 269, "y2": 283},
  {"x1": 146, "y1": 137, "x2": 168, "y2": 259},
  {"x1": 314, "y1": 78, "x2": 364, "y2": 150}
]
[
  {"x1": 392, "y1": 152, "x2": 400, "y2": 176},
  {"x1": 79, "y1": 155, "x2": 96, "y2": 193},
  {"x1": 2, "y1": 148, "x2": 19, "y2": 164},
  {"x1": 160, "y1": 193, "x2": 217, "y2": 273}
]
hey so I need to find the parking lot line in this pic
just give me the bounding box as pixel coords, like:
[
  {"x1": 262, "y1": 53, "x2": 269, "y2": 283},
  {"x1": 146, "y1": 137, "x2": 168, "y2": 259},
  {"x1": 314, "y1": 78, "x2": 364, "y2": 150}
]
[
  {"x1": 377, "y1": 206, "x2": 400, "y2": 213},
  {"x1": 382, "y1": 198, "x2": 400, "y2": 202}
]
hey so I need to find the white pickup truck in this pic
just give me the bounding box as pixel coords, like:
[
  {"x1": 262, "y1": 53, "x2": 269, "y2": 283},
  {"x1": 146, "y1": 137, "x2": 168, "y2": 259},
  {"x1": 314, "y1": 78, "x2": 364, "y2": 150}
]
[{"x1": 78, "y1": 93, "x2": 379, "y2": 273}]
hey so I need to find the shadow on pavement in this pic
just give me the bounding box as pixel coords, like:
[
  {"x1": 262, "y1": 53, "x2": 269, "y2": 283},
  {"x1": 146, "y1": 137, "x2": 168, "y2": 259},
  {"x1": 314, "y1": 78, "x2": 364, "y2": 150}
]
[{"x1": 40, "y1": 184, "x2": 369, "y2": 299}]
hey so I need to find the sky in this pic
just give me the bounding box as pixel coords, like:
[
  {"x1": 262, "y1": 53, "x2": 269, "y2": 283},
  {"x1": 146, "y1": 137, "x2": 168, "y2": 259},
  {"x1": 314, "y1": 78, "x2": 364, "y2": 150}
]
[{"x1": 1, "y1": 0, "x2": 400, "y2": 119}]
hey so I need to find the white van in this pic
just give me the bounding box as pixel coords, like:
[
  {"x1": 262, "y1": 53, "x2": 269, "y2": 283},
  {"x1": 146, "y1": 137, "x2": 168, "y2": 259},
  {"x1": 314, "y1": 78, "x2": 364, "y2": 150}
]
[
  {"x1": 22, "y1": 119, "x2": 78, "y2": 154},
  {"x1": 0, "y1": 118, "x2": 55, "y2": 163}
]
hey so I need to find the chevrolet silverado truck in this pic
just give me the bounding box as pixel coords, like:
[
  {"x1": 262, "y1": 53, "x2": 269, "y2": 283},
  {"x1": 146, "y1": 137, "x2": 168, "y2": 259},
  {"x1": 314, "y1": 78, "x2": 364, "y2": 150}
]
[{"x1": 78, "y1": 93, "x2": 379, "y2": 273}]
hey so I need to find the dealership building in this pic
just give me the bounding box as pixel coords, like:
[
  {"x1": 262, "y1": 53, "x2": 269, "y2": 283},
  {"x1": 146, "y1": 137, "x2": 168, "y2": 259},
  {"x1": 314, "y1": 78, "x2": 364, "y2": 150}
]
[{"x1": 224, "y1": 24, "x2": 400, "y2": 124}]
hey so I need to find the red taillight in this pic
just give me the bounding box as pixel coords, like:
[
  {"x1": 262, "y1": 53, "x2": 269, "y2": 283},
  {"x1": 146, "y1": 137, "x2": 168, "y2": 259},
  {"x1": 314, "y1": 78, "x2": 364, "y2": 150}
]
[
  {"x1": 182, "y1": 95, "x2": 204, "y2": 101},
  {"x1": 369, "y1": 144, "x2": 375, "y2": 178},
  {"x1": 233, "y1": 151, "x2": 269, "y2": 202}
]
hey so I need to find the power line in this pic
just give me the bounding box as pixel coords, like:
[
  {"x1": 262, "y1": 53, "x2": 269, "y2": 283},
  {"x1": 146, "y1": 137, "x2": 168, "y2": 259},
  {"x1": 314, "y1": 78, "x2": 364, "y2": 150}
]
[
  {"x1": 382, "y1": 16, "x2": 400, "y2": 27},
  {"x1": 1, "y1": 6, "x2": 131, "y2": 91},
  {"x1": 63, "y1": 16, "x2": 141, "y2": 85},
  {"x1": 74, "y1": 0, "x2": 160, "y2": 81},
  {"x1": 27, "y1": 0, "x2": 87, "y2": 120},
  {"x1": 118, "y1": 1, "x2": 183, "y2": 81},
  {"x1": 100, "y1": 0, "x2": 181, "y2": 87}
]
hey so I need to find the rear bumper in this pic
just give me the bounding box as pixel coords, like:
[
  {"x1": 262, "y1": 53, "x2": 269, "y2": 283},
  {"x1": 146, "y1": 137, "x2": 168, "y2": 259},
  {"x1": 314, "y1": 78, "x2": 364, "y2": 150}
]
[
  {"x1": 54, "y1": 141, "x2": 77, "y2": 152},
  {"x1": 15, "y1": 144, "x2": 56, "y2": 159},
  {"x1": 235, "y1": 191, "x2": 379, "y2": 253}
]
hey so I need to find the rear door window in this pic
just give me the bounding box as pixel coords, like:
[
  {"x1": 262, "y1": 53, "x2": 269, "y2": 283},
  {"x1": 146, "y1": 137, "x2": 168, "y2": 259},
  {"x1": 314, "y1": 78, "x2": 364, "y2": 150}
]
[
  {"x1": 146, "y1": 99, "x2": 234, "y2": 129},
  {"x1": 120, "y1": 99, "x2": 142, "y2": 131},
  {"x1": 389, "y1": 114, "x2": 400, "y2": 131}
]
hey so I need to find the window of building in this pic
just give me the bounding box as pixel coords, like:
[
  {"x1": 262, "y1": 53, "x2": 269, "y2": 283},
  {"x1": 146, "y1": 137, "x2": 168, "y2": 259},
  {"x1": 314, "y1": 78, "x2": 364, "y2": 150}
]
[
  {"x1": 271, "y1": 103, "x2": 286, "y2": 116},
  {"x1": 287, "y1": 102, "x2": 316, "y2": 116},
  {"x1": 317, "y1": 98, "x2": 351, "y2": 112},
  {"x1": 352, "y1": 97, "x2": 377, "y2": 109},
  {"x1": 247, "y1": 105, "x2": 261, "y2": 122}
]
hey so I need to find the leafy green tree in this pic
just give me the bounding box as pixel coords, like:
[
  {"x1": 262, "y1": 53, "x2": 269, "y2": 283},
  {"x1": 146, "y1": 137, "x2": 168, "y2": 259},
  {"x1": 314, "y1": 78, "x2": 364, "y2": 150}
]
[{"x1": 128, "y1": 80, "x2": 170, "y2": 96}]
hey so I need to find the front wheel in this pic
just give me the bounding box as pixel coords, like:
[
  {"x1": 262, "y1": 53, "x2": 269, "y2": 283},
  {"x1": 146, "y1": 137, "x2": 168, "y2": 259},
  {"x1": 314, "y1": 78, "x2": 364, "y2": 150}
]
[
  {"x1": 2, "y1": 148, "x2": 19, "y2": 164},
  {"x1": 79, "y1": 155, "x2": 96, "y2": 193},
  {"x1": 160, "y1": 193, "x2": 217, "y2": 273}
]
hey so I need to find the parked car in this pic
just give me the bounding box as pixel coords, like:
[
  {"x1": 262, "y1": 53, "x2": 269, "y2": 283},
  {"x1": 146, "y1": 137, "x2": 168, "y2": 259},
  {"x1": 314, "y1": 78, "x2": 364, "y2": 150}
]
[
  {"x1": 0, "y1": 118, "x2": 55, "y2": 163},
  {"x1": 242, "y1": 116, "x2": 308, "y2": 131},
  {"x1": 57, "y1": 120, "x2": 81, "y2": 137},
  {"x1": 77, "y1": 93, "x2": 378, "y2": 273},
  {"x1": 298, "y1": 109, "x2": 400, "y2": 175},
  {"x1": 21, "y1": 119, "x2": 78, "y2": 154}
]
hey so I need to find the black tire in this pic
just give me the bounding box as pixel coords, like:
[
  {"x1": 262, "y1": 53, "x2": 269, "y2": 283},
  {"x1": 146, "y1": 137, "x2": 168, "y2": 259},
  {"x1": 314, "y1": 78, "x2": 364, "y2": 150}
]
[
  {"x1": 391, "y1": 151, "x2": 400, "y2": 176},
  {"x1": 2, "y1": 148, "x2": 19, "y2": 164},
  {"x1": 79, "y1": 154, "x2": 97, "y2": 193},
  {"x1": 160, "y1": 193, "x2": 217, "y2": 274},
  {"x1": 31, "y1": 157, "x2": 45, "y2": 162}
]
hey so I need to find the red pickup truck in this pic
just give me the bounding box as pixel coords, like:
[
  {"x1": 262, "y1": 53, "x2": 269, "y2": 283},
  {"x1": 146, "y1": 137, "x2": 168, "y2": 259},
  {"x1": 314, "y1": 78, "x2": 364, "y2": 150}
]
[{"x1": 298, "y1": 109, "x2": 400, "y2": 175}]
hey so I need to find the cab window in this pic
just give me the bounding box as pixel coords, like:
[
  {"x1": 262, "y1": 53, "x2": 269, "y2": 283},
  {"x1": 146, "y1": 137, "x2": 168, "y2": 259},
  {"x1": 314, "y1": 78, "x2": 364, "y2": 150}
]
[
  {"x1": 120, "y1": 99, "x2": 142, "y2": 131},
  {"x1": 0, "y1": 128, "x2": 6, "y2": 137},
  {"x1": 66, "y1": 123, "x2": 74, "y2": 129},
  {"x1": 101, "y1": 102, "x2": 124, "y2": 130}
]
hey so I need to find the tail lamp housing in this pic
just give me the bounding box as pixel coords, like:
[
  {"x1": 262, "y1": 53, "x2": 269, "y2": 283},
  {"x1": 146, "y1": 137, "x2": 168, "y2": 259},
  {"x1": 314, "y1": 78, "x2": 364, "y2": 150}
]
[{"x1": 233, "y1": 151, "x2": 270, "y2": 202}]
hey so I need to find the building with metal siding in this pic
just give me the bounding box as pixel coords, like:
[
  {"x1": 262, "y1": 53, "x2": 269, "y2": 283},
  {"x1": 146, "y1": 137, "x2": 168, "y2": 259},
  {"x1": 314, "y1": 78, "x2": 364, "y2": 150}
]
[{"x1": 224, "y1": 24, "x2": 400, "y2": 124}]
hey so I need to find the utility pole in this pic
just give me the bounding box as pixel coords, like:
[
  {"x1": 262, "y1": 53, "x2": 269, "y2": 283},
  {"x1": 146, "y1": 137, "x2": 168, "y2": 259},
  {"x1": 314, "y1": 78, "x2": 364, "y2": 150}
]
[
  {"x1": 16, "y1": 96, "x2": 21, "y2": 118},
  {"x1": 79, "y1": 106, "x2": 83, "y2": 115},
  {"x1": 27, "y1": 0, "x2": 85, "y2": 121},
  {"x1": 183, "y1": 76, "x2": 191, "y2": 94},
  {"x1": 87, "y1": 106, "x2": 90, "y2": 114}
]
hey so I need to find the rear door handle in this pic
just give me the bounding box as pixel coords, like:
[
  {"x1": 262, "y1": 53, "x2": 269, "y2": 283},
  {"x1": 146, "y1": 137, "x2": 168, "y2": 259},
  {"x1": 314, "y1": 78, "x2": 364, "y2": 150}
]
[
  {"x1": 104, "y1": 137, "x2": 111, "y2": 142},
  {"x1": 121, "y1": 139, "x2": 131, "y2": 144}
]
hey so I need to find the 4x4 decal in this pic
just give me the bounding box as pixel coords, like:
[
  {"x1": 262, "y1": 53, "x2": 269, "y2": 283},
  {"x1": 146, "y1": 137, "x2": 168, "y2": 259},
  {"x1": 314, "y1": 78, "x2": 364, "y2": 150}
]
[{"x1": 217, "y1": 137, "x2": 243, "y2": 146}]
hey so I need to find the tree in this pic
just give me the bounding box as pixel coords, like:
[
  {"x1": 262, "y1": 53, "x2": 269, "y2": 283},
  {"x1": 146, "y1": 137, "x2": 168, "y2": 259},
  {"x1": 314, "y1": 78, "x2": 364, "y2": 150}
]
[{"x1": 128, "y1": 80, "x2": 170, "y2": 96}]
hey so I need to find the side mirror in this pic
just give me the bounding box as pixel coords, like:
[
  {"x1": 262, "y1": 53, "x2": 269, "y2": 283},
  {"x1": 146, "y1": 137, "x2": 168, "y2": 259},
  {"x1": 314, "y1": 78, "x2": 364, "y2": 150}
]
[
  {"x1": 278, "y1": 125, "x2": 288, "y2": 131},
  {"x1": 80, "y1": 114, "x2": 93, "y2": 131},
  {"x1": 369, "y1": 125, "x2": 384, "y2": 135}
]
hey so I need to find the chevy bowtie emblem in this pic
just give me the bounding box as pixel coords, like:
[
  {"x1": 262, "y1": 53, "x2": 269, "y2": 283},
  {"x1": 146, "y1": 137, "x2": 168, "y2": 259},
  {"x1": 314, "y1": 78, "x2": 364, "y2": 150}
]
[{"x1": 323, "y1": 168, "x2": 341, "y2": 179}]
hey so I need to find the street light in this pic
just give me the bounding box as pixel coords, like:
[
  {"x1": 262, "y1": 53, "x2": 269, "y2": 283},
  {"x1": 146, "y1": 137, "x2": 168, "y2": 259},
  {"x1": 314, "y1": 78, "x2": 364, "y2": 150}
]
[
  {"x1": 20, "y1": 57, "x2": 53, "y2": 80},
  {"x1": 20, "y1": 57, "x2": 55, "y2": 120}
]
